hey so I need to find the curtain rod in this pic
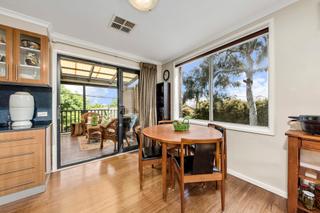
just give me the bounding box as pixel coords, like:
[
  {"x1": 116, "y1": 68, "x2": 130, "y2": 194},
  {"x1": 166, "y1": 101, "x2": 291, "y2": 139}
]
[{"x1": 175, "y1": 27, "x2": 269, "y2": 68}]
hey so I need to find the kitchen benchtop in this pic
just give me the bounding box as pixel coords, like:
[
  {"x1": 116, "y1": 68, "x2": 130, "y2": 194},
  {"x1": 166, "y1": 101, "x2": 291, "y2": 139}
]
[{"x1": 0, "y1": 121, "x2": 52, "y2": 132}]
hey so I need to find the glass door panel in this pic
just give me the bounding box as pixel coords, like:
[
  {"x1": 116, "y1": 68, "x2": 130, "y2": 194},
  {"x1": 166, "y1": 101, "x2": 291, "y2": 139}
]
[
  {"x1": 18, "y1": 33, "x2": 41, "y2": 81},
  {"x1": 121, "y1": 71, "x2": 139, "y2": 151},
  {"x1": 0, "y1": 26, "x2": 12, "y2": 81}
]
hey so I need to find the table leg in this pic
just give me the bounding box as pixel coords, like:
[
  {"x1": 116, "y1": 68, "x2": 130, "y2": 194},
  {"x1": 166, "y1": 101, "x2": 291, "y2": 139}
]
[{"x1": 162, "y1": 143, "x2": 167, "y2": 201}]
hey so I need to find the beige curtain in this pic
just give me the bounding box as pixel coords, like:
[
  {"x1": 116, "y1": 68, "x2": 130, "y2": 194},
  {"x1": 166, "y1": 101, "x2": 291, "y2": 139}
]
[
  {"x1": 133, "y1": 85, "x2": 139, "y2": 114},
  {"x1": 139, "y1": 62, "x2": 157, "y2": 129}
]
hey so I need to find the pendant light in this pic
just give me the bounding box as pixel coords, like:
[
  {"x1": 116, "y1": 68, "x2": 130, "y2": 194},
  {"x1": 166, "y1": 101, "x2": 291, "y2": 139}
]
[{"x1": 129, "y1": 0, "x2": 159, "y2": 12}]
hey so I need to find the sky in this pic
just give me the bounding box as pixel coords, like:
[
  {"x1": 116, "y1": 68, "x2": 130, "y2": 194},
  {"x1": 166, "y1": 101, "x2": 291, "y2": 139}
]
[{"x1": 63, "y1": 84, "x2": 117, "y2": 105}]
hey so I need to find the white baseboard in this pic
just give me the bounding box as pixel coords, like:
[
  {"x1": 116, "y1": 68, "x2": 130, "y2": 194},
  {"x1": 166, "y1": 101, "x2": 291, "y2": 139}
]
[
  {"x1": 0, "y1": 185, "x2": 46, "y2": 206},
  {"x1": 227, "y1": 168, "x2": 287, "y2": 198}
]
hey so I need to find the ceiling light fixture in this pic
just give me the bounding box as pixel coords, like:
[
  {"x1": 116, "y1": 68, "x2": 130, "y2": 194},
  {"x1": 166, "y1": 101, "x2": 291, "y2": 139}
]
[{"x1": 129, "y1": 0, "x2": 159, "y2": 12}]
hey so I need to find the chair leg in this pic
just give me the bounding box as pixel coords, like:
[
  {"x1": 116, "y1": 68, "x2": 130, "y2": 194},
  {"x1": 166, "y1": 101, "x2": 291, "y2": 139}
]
[
  {"x1": 180, "y1": 182, "x2": 185, "y2": 213},
  {"x1": 100, "y1": 139, "x2": 104, "y2": 149},
  {"x1": 139, "y1": 160, "x2": 143, "y2": 190},
  {"x1": 170, "y1": 158, "x2": 175, "y2": 189},
  {"x1": 220, "y1": 180, "x2": 225, "y2": 211}
]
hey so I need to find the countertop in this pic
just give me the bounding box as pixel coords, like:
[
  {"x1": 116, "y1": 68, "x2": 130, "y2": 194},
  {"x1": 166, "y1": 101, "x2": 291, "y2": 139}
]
[{"x1": 0, "y1": 121, "x2": 52, "y2": 132}]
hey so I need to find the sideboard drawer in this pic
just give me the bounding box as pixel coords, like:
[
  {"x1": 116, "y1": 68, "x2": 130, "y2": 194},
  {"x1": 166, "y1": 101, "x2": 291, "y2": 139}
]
[
  {"x1": 0, "y1": 129, "x2": 43, "y2": 148},
  {"x1": 0, "y1": 129, "x2": 45, "y2": 196}
]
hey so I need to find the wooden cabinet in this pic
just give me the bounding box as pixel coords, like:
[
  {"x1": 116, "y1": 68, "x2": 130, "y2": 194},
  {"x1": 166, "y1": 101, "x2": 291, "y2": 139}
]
[
  {"x1": 0, "y1": 25, "x2": 13, "y2": 81},
  {"x1": 286, "y1": 130, "x2": 320, "y2": 213},
  {"x1": 0, "y1": 24, "x2": 49, "y2": 86},
  {"x1": 0, "y1": 129, "x2": 45, "y2": 196}
]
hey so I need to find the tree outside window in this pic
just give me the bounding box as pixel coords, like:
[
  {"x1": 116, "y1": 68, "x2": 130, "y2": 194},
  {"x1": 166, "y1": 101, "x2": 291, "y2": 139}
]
[{"x1": 180, "y1": 33, "x2": 269, "y2": 127}]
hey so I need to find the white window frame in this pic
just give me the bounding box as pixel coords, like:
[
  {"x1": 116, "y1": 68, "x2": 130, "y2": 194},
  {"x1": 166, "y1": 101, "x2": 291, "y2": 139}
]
[{"x1": 173, "y1": 19, "x2": 275, "y2": 136}]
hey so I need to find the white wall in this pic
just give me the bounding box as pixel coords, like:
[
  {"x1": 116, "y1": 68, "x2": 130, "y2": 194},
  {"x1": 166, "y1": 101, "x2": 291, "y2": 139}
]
[{"x1": 162, "y1": 0, "x2": 320, "y2": 197}]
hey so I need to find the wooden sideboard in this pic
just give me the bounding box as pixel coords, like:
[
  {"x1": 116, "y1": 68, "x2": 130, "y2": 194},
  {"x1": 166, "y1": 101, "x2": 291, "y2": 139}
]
[
  {"x1": 0, "y1": 128, "x2": 46, "y2": 196},
  {"x1": 286, "y1": 130, "x2": 320, "y2": 213}
]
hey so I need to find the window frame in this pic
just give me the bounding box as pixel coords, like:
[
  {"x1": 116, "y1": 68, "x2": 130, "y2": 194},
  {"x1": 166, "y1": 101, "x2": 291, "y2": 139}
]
[{"x1": 175, "y1": 20, "x2": 275, "y2": 135}]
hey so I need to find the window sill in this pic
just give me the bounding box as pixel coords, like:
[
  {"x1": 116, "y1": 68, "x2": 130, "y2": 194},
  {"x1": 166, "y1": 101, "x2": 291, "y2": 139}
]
[{"x1": 182, "y1": 119, "x2": 275, "y2": 136}]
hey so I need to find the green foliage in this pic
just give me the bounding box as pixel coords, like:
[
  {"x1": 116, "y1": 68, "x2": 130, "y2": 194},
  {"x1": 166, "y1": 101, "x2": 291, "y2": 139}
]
[
  {"x1": 60, "y1": 85, "x2": 83, "y2": 110},
  {"x1": 193, "y1": 101, "x2": 209, "y2": 120},
  {"x1": 182, "y1": 97, "x2": 269, "y2": 127}
]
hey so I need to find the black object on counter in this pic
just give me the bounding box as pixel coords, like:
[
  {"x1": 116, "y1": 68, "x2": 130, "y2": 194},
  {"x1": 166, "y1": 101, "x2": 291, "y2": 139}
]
[{"x1": 289, "y1": 115, "x2": 320, "y2": 135}]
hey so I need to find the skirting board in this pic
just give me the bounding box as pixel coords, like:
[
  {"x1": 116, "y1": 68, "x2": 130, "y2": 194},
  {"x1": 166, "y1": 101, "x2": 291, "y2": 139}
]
[
  {"x1": 0, "y1": 185, "x2": 46, "y2": 206},
  {"x1": 0, "y1": 175, "x2": 50, "y2": 206},
  {"x1": 228, "y1": 168, "x2": 287, "y2": 198}
]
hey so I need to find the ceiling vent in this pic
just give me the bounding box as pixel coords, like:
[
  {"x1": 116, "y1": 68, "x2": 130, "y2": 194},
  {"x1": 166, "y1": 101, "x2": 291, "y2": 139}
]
[{"x1": 110, "y1": 16, "x2": 135, "y2": 33}]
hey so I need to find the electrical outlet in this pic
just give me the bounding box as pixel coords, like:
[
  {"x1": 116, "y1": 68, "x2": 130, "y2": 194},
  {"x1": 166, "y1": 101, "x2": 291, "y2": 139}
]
[{"x1": 37, "y1": 111, "x2": 48, "y2": 117}]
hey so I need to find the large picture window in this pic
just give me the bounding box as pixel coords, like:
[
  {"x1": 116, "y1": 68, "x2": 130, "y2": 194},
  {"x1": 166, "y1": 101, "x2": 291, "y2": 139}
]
[{"x1": 180, "y1": 29, "x2": 269, "y2": 127}]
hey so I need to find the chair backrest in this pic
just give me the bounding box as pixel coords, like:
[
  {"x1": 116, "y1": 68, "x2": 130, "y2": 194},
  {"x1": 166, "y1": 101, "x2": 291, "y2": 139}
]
[
  {"x1": 208, "y1": 123, "x2": 226, "y2": 139},
  {"x1": 81, "y1": 112, "x2": 101, "y2": 123},
  {"x1": 158, "y1": 120, "x2": 174, "y2": 125},
  {"x1": 181, "y1": 138, "x2": 223, "y2": 175},
  {"x1": 134, "y1": 126, "x2": 141, "y2": 145}
]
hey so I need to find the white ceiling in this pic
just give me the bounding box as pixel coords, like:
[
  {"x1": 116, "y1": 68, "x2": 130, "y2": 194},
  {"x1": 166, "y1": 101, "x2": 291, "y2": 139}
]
[{"x1": 0, "y1": 0, "x2": 296, "y2": 64}]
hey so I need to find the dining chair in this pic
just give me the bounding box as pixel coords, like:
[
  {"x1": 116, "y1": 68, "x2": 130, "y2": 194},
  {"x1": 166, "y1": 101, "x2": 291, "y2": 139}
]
[
  {"x1": 135, "y1": 126, "x2": 162, "y2": 190},
  {"x1": 208, "y1": 123, "x2": 227, "y2": 179},
  {"x1": 170, "y1": 137, "x2": 225, "y2": 213},
  {"x1": 158, "y1": 120, "x2": 174, "y2": 125}
]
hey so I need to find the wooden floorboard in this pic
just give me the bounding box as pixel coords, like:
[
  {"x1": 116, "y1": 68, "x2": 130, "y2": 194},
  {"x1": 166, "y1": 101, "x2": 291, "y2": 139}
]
[{"x1": 0, "y1": 152, "x2": 286, "y2": 213}]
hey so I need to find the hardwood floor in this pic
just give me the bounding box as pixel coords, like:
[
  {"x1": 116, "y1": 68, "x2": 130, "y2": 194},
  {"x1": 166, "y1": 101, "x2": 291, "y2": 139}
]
[
  {"x1": 0, "y1": 152, "x2": 286, "y2": 213},
  {"x1": 60, "y1": 133, "x2": 138, "y2": 166}
]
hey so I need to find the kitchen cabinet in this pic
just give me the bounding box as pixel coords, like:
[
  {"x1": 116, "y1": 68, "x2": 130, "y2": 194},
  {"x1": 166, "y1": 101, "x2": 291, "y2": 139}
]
[
  {"x1": 0, "y1": 24, "x2": 49, "y2": 86},
  {"x1": 0, "y1": 25, "x2": 13, "y2": 82},
  {"x1": 0, "y1": 129, "x2": 45, "y2": 196}
]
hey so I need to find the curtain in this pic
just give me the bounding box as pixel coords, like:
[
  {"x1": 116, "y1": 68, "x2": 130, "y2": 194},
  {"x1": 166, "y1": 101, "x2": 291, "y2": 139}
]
[
  {"x1": 138, "y1": 62, "x2": 157, "y2": 129},
  {"x1": 133, "y1": 85, "x2": 139, "y2": 114}
]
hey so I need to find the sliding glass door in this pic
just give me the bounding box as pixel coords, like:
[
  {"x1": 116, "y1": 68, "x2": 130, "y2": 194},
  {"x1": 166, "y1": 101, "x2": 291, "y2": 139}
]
[
  {"x1": 119, "y1": 69, "x2": 139, "y2": 152},
  {"x1": 57, "y1": 55, "x2": 139, "y2": 168}
]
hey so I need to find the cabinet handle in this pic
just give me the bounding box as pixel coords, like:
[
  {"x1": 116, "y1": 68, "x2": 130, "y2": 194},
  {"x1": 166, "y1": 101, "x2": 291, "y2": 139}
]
[
  {"x1": 0, "y1": 137, "x2": 34, "y2": 143},
  {"x1": 15, "y1": 64, "x2": 18, "y2": 80}
]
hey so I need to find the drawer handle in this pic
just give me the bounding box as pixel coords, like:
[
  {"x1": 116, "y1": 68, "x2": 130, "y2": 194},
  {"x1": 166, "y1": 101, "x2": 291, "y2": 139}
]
[
  {"x1": 0, "y1": 166, "x2": 34, "y2": 176},
  {"x1": 0, "y1": 152, "x2": 34, "y2": 160},
  {"x1": 0, "y1": 137, "x2": 35, "y2": 143}
]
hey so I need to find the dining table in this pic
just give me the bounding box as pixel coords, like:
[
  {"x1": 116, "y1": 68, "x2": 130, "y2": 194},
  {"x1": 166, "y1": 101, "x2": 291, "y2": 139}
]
[{"x1": 142, "y1": 124, "x2": 223, "y2": 201}]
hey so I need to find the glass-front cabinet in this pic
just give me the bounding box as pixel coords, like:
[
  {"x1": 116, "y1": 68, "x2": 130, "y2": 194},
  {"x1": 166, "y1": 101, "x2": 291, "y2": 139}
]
[
  {"x1": 14, "y1": 30, "x2": 48, "y2": 85},
  {"x1": 0, "y1": 24, "x2": 49, "y2": 86},
  {"x1": 0, "y1": 25, "x2": 12, "y2": 81}
]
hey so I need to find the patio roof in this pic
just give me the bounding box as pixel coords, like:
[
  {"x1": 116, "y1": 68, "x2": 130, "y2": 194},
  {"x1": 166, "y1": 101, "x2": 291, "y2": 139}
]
[{"x1": 60, "y1": 56, "x2": 138, "y2": 87}]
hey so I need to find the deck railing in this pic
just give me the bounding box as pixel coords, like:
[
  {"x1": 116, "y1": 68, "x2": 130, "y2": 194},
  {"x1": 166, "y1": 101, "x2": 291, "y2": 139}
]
[{"x1": 60, "y1": 108, "x2": 117, "y2": 133}]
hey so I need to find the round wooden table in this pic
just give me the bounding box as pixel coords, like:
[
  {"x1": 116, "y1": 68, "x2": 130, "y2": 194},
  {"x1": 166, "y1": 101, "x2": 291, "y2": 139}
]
[{"x1": 142, "y1": 124, "x2": 223, "y2": 200}]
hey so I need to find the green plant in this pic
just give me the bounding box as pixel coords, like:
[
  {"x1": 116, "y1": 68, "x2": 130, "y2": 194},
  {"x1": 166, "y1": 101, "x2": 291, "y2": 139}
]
[{"x1": 91, "y1": 114, "x2": 98, "y2": 126}]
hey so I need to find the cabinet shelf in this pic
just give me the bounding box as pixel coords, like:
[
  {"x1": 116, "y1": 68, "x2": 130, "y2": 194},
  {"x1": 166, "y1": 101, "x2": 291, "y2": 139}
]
[
  {"x1": 298, "y1": 201, "x2": 320, "y2": 213},
  {"x1": 299, "y1": 166, "x2": 320, "y2": 183},
  {"x1": 0, "y1": 61, "x2": 6, "y2": 65},
  {"x1": 20, "y1": 64, "x2": 40, "y2": 69},
  {"x1": 20, "y1": 46, "x2": 40, "y2": 53},
  {"x1": 0, "y1": 42, "x2": 6, "y2": 46}
]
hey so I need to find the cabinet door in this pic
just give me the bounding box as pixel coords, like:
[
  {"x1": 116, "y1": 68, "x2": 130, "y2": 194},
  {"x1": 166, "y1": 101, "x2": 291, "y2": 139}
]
[
  {"x1": 13, "y1": 30, "x2": 49, "y2": 85},
  {"x1": 0, "y1": 25, "x2": 13, "y2": 82}
]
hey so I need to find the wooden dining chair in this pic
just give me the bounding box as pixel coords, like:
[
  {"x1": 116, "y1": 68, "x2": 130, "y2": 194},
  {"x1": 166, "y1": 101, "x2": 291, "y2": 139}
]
[
  {"x1": 208, "y1": 123, "x2": 227, "y2": 179},
  {"x1": 158, "y1": 120, "x2": 174, "y2": 125},
  {"x1": 135, "y1": 126, "x2": 162, "y2": 190},
  {"x1": 171, "y1": 137, "x2": 225, "y2": 213}
]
